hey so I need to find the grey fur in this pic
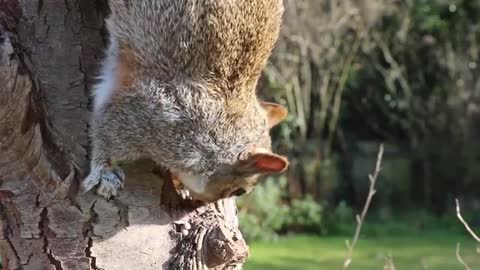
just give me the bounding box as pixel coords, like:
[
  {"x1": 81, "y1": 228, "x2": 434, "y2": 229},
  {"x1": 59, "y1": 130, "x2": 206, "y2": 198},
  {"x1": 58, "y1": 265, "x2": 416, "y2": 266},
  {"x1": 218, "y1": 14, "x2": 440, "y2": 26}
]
[{"x1": 82, "y1": 0, "x2": 285, "y2": 202}]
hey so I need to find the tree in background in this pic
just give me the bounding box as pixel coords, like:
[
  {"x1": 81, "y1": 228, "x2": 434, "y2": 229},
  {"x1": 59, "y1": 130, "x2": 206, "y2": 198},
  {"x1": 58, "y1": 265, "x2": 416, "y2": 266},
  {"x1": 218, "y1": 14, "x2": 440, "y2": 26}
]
[
  {"x1": 342, "y1": 0, "x2": 480, "y2": 213},
  {"x1": 264, "y1": 0, "x2": 370, "y2": 202},
  {"x1": 261, "y1": 0, "x2": 480, "y2": 215}
]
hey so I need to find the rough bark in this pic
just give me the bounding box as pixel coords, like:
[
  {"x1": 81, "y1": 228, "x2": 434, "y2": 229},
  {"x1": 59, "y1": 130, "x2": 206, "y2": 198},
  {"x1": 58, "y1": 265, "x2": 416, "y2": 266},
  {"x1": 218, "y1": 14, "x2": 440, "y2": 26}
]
[{"x1": 0, "y1": 1, "x2": 248, "y2": 269}]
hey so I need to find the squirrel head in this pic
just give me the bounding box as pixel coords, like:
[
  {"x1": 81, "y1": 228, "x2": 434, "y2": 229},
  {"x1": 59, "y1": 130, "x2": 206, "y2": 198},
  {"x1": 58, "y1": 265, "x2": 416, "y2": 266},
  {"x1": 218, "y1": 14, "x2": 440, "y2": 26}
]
[{"x1": 170, "y1": 101, "x2": 289, "y2": 202}]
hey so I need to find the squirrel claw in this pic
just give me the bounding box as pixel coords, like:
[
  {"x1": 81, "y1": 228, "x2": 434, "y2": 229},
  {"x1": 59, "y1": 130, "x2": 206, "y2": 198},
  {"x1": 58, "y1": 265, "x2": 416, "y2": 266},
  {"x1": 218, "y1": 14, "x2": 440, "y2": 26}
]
[
  {"x1": 82, "y1": 166, "x2": 125, "y2": 199},
  {"x1": 174, "y1": 221, "x2": 192, "y2": 236},
  {"x1": 171, "y1": 173, "x2": 193, "y2": 200},
  {"x1": 97, "y1": 167, "x2": 125, "y2": 198},
  {"x1": 179, "y1": 188, "x2": 192, "y2": 200}
]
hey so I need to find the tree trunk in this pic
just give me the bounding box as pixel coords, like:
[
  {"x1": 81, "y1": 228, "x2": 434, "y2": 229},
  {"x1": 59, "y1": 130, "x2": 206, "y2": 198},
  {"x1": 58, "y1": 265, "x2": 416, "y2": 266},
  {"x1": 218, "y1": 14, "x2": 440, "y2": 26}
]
[{"x1": 0, "y1": 1, "x2": 248, "y2": 269}]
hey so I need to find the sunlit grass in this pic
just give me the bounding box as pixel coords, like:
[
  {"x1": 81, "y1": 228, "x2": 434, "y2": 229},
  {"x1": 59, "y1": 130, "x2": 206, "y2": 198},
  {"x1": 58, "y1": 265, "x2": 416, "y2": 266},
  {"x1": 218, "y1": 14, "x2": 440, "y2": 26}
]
[{"x1": 245, "y1": 234, "x2": 479, "y2": 270}]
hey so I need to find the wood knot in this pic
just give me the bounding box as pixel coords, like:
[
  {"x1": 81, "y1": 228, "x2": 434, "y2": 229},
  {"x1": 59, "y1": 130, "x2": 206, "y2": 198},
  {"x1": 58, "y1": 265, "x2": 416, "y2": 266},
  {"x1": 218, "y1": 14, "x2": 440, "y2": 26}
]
[{"x1": 204, "y1": 226, "x2": 249, "y2": 268}]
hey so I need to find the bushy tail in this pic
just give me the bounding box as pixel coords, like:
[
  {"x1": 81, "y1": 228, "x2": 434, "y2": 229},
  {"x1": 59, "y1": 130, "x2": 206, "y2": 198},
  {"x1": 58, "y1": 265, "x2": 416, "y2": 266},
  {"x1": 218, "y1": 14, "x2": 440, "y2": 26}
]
[
  {"x1": 107, "y1": 0, "x2": 185, "y2": 73},
  {"x1": 107, "y1": 0, "x2": 283, "y2": 80}
]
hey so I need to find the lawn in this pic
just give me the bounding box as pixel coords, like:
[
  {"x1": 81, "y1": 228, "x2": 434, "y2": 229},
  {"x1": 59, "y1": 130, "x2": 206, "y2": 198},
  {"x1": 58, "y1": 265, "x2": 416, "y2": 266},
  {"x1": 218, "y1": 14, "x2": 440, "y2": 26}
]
[{"x1": 244, "y1": 234, "x2": 479, "y2": 270}]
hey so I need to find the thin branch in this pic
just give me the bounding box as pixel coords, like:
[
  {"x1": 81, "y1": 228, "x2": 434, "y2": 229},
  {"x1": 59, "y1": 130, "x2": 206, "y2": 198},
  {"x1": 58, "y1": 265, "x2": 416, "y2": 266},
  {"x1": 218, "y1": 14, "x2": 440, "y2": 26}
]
[
  {"x1": 384, "y1": 253, "x2": 396, "y2": 270},
  {"x1": 343, "y1": 144, "x2": 384, "y2": 270},
  {"x1": 456, "y1": 243, "x2": 472, "y2": 270},
  {"x1": 455, "y1": 199, "x2": 479, "y2": 270},
  {"x1": 325, "y1": 35, "x2": 362, "y2": 156},
  {"x1": 455, "y1": 199, "x2": 480, "y2": 242},
  {"x1": 420, "y1": 258, "x2": 429, "y2": 270}
]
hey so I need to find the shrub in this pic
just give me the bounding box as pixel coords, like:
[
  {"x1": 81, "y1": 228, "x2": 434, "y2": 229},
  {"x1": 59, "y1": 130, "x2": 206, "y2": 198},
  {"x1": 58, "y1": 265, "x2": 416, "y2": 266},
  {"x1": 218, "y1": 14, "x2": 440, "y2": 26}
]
[
  {"x1": 238, "y1": 177, "x2": 326, "y2": 241},
  {"x1": 285, "y1": 196, "x2": 324, "y2": 234},
  {"x1": 237, "y1": 177, "x2": 289, "y2": 241}
]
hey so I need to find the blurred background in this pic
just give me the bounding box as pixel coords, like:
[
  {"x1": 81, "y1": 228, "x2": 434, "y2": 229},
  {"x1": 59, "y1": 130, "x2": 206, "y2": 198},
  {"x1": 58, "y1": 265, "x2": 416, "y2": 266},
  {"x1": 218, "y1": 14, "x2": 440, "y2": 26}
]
[{"x1": 240, "y1": 0, "x2": 480, "y2": 269}]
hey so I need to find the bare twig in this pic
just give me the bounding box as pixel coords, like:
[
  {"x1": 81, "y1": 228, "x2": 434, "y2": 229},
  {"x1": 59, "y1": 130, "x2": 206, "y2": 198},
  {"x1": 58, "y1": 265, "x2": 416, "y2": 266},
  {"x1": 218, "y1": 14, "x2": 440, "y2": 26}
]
[
  {"x1": 455, "y1": 199, "x2": 479, "y2": 270},
  {"x1": 383, "y1": 253, "x2": 396, "y2": 270},
  {"x1": 343, "y1": 144, "x2": 384, "y2": 270},
  {"x1": 325, "y1": 35, "x2": 362, "y2": 156},
  {"x1": 420, "y1": 258, "x2": 429, "y2": 270},
  {"x1": 455, "y1": 199, "x2": 480, "y2": 242},
  {"x1": 456, "y1": 243, "x2": 472, "y2": 270}
]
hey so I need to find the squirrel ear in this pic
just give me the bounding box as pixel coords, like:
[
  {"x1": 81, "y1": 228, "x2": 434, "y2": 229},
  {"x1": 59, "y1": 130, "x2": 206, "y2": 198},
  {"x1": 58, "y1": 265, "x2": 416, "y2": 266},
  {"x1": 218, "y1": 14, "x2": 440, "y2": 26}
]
[
  {"x1": 261, "y1": 102, "x2": 288, "y2": 128},
  {"x1": 240, "y1": 148, "x2": 289, "y2": 174}
]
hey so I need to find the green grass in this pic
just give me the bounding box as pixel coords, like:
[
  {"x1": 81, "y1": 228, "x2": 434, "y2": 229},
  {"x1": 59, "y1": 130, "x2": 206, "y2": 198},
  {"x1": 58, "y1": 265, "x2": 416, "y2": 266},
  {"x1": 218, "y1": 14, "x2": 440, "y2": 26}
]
[{"x1": 244, "y1": 234, "x2": 479, "y2": 270}]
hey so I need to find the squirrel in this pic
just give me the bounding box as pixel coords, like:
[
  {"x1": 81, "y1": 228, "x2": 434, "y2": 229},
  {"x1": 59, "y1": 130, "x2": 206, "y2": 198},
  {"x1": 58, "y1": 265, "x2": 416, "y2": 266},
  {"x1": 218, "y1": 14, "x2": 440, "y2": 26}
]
[{"x1": 81, "y1": 0, "x2": 289, "y2": 202}]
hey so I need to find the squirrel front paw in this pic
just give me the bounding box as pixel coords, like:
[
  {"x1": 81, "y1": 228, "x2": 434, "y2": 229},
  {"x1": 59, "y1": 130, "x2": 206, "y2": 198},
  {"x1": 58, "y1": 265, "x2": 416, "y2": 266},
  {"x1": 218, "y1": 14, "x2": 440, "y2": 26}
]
[
  {"x1": 178, "y1": 188, "x2": 192, "y2": 200},
  {"x1": 82, "y1": 164, "x2": 125, "y2": 198},
  {"x1": 171, "y1": 174, "x2": 192, "y2": 200}
]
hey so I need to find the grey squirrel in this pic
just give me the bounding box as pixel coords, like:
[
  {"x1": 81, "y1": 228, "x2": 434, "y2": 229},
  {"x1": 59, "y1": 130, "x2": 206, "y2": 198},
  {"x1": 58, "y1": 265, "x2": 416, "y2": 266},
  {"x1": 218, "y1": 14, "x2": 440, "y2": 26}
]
[{"x1": 81, "y1": 0, "x2": 289, "y2": 202}]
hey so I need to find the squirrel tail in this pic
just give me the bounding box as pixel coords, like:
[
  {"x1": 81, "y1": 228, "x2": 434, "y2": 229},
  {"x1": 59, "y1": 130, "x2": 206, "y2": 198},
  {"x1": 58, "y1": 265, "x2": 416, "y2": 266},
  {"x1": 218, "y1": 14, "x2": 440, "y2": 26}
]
[
  {"x1": 106, "y1": 0, "x2": 179, "y2": 73},
  {"x1": 106, "y1": 0, "x2": 283, "y2": 79}
]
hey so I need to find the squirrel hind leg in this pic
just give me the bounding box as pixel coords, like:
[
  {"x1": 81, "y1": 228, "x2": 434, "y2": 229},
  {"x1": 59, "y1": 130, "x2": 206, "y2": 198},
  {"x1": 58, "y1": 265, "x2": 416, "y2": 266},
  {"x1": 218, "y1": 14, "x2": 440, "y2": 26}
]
[
  {"x1": 81, "y1": 162, "x2": 125, "y2": 199},
  {"x1": 96, "y1": 166, "x2": 125, "y2": 198}
]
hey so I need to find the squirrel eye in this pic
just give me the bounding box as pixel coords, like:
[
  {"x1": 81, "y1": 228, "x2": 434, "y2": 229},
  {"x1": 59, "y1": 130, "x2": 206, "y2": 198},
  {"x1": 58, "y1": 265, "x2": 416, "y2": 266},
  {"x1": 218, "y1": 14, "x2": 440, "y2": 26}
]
[
  {"x1": 237, "y1": 150, "x2": 248, "y2": 161},
  {"x1": 231, "y1": 188, "x2": 247, "y2": 197}
]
